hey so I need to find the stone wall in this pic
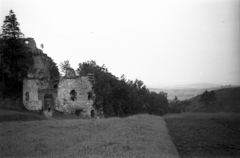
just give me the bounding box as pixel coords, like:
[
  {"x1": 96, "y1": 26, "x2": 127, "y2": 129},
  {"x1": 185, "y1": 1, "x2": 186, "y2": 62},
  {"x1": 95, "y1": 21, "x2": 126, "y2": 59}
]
[
  {"x1": 23, "y1": 38, "x2": 51, "y2": 79},
  {"x1": 23, "y1": 38, "x2": 37, "y2": 51},
  {"x1": 23, "y1": 79, "x2": 57, "y2": 111},
  {"x1": 23, "y1": 79, "x2": 42, "y2": 110},
  {"x1": 23, "y1": 76, "x2": 95, "y2": 116},
  {"x1": 22, "y1": 38, "x2": 95, "y2": 117},
  {"x1": 56, "y1": 76, "x2": 94, "y2": 116}
]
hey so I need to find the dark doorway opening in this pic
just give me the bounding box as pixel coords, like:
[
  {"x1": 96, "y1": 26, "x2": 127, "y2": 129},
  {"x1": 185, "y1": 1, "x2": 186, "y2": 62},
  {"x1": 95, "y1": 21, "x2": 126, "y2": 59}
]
[
  {"x1": 44, "y1": 94, "x2": 54, "y2": 111},
  {"x1": 75, "y1": 109, "x2": 83, "y2": 116},
  {"x1": 91, "y1": 110, "x2": 95, "y2": 118}
]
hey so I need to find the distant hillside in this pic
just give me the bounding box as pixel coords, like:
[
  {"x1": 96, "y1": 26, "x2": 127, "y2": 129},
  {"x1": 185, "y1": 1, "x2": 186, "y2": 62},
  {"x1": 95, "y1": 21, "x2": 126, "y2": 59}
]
[
  {"x1": 149, "y1": 85, "x2": 239, "y2": 100},
  {"x1": 150, "y1": 83, "x2": 223, "y2": 89},
  {"x1": 185, "y1": 87, "x2": 240, "y2": 113},
  {"x1": 149, "y1": 88, "x2": 203, "y2": 100},
  {"x1": 149, "y1": 87, "x2": 221, "y2": 100}
]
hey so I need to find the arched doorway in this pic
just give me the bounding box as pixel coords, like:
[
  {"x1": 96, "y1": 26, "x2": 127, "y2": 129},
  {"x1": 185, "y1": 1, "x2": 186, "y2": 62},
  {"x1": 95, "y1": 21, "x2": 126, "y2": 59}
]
[{"x1": 44, "y1": 94, "x2": 54, "y2": 111}]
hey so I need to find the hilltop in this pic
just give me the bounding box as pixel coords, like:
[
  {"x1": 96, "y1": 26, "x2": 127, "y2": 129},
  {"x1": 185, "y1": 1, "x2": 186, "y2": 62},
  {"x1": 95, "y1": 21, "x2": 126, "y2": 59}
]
[{"x1": 184, "y1": 87, "x2": 240, "y2": 113}]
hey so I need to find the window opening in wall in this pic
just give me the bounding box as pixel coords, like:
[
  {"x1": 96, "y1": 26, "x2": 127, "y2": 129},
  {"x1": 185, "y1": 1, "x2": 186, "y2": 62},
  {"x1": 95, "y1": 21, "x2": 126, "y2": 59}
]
[
  {"x1": 70, "y1": 90, "x2": 77, "y2": 101},
  {"x1": 88, "y1": 91, "x2": 93, "y2": 100},
  {"x1": 25, "y1": 92, "x2": 29, "y2": 101},
  {"x1": 53, "y1": 84, "x2": 58, "y2": 89}
]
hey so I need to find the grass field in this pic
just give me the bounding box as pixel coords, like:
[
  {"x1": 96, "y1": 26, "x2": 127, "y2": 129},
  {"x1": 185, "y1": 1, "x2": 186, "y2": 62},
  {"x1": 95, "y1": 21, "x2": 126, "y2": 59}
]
[
  {"x1": 1, "y1": 111, "x2": 240, "y2": 157},
  {"x1": 0, "y1": 114, "x2": 179, "y2": 158},
  {"x1": 0, "y1": 109, "x2": 46, "y2": 122},
  {"x1": 164, "y1": 113, "x2": 240, "y2": 158}
]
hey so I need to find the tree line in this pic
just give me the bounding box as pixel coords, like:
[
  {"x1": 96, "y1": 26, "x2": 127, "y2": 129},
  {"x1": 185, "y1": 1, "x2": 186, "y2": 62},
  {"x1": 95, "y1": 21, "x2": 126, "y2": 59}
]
[
  {"x1": 200, "y1": 90, "x2": 216, "y2": 105},
  {"x1": 61, "y1": 60, "x2": 169, "y2": 117}
]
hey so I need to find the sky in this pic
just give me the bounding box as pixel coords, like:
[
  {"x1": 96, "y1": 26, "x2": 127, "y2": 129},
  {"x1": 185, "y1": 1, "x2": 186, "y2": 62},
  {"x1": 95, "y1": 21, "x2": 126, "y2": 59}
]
[{"x1": 1, "y1": 0, "x2": 240, "y2": 87}]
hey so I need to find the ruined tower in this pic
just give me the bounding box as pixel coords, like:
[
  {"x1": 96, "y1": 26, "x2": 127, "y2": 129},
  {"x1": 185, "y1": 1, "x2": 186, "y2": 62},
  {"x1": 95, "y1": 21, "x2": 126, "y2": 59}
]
[{"x1": 22, "y1": 38, "x2": 95, "y2": 117}]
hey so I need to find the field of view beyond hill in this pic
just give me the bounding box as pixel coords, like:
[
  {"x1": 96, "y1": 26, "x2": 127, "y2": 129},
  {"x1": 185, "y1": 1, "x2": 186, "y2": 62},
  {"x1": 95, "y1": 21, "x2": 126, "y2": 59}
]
[{"x1": 149, "y1": 83, "x2": 238, "y2": 100}]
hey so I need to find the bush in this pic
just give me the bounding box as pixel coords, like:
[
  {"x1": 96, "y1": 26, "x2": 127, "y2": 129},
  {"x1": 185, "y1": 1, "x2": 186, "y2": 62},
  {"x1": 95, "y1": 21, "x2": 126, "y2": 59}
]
[
  {"x1": 200, "y1": 90, "x2": 216, "y2": 105},
  {"x1": 168, "y1": 100, "x2": 191, "y2": 113}
]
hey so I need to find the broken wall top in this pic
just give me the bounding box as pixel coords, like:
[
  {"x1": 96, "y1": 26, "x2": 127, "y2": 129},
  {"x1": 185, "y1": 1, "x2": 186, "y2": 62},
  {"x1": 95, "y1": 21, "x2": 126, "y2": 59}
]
[
  {"x1": 63, "y1": 67, "x2": 77, "y2": 79},
  {"x1": 23, "y1": 38, "x2": 51, "y2": 80}
]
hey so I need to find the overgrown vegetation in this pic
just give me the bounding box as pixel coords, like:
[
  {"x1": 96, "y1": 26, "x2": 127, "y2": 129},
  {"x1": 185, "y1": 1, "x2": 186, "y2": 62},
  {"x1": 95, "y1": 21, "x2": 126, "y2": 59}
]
[
  {"x1": 0, "y1": 10, "x2": 33, "y2": 95},
  {"x1": 168, "y1": 97, "x2": 191, "y2": 113},
  {"x1": 0, "y1": 10, "x2": 59, "y2": 100},
  {"x1": 199, "y1": 90, "x2": 216, "y2": 105},
  {"x1": 75, "y1": 60, "x2": 169, "y2": 117}
]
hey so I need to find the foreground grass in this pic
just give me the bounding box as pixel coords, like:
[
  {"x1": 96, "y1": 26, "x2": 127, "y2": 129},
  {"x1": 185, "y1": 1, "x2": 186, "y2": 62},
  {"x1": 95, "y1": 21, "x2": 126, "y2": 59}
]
[
  {"x1": 0, "y1": 114, "x2": 179, "y2": 158},
  {"x1": 165, "y1": 113, "x2": 240, "y2": 157},
  {"x1": 0, "y1": 109, "x2": 46, "y2": 122}
]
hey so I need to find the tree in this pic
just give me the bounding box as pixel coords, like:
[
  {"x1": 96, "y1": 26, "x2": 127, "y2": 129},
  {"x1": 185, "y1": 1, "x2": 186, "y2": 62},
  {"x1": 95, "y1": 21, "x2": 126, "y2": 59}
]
[
  {"x1": 75, "y1": 60, "x2": 169, "y2": 117},
  {"x1": 173, "y1": 96, "x2": 179, "y2": 102},
  {"x1": 59, "y1": 60, "x2": 71, "y2": 74},
  {"x1": 169, "y1": 100, "x2": 191, "y2": 113},
  {"x1": 77, "y1": 60, "x2": 96, "y2": 76},
  {"x1": 200, "y1": 90, "x2": 216, "y2": 105},
  {"x1": 0, "y1": 10, "x2": 33, "y2": 94},
  {"x1": 1, "y1": 10, "x2": 24, "y2": 39},
  {"x1": 209, "y1": 91, "x2": 216, "y2": 102},
  {"x1": 48, "y1": 56, "x2": 60, "y2": 80}
]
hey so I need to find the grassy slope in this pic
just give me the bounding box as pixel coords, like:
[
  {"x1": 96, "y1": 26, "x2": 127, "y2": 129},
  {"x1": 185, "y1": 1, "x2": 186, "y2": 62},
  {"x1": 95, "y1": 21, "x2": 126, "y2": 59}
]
[
  {"x1": 0, "y1": 114, "x2": 179, "y2": 158},
  {"x1": 185, "y1": 87, "x2": 240, "y2": 113},
  {"x1": 0, "y1": 109, "x2": 46, "y2": 122}
]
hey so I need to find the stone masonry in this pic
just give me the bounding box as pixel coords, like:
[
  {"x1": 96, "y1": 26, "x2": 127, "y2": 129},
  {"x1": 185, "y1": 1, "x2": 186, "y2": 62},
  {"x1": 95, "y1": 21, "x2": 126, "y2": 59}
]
[
  {"x1": 22, "y1": 38, "x2": 95, "y2": 117},
  {"x1": 56, "y1": 76, "x2": 94, "y2": 116}
]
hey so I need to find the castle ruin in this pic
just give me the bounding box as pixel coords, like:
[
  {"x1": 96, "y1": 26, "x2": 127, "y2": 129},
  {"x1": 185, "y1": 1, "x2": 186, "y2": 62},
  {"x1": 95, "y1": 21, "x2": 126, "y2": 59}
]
[{"x1": 22, "y1": 38, "x2": 95, "y2": 117}]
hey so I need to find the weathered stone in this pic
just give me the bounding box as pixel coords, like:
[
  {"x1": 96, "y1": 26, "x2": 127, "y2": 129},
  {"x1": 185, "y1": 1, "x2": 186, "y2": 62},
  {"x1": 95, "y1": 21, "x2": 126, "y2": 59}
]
[
  {"x1": 23, "y1": 79, "x2": 42, "y2": 110},
  {"x1": 55, "y1": 76, "x2": 94, "y2": 115},
  {"x1": 64, "y1": 67, "x2": 76, "y2": 78},
  {"x1": 23, "y1": 38, "x2": 96, "y2": 117}
]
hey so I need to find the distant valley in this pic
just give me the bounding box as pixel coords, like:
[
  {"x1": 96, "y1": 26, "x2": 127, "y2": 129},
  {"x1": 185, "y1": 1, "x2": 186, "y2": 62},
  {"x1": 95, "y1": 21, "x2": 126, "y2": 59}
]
[{"x1": 149, "y1": 83, "x2": 239, "y2": 100}]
